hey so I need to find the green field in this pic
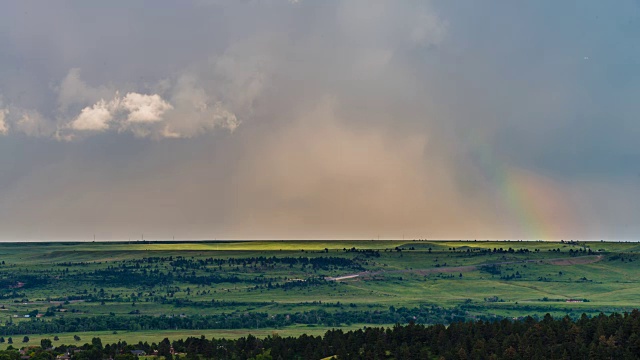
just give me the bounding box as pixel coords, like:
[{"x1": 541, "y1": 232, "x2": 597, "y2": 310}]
[
  {"x1": 0, "y1": 240, "x2": 638, "y2": 349},
  {"x1": 0, "y1": 324, "x2": 369, "y2": 348}
]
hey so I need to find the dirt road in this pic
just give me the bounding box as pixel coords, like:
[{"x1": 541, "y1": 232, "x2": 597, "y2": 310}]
[{"x1": 325, "y1": 255, "x2": 603, "y2": 281}]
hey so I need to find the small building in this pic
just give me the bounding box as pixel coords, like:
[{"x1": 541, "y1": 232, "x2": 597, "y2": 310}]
[{"x1": 130, "y1": 350, "x2": 146, "y2": 356}]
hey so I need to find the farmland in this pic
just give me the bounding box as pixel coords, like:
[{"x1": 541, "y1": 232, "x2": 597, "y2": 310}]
[{"x1": 0, "y1": 240, "x2": 638, "y2": 348}]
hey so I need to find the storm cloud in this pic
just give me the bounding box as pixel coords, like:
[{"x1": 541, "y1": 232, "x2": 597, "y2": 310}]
[{"x1": 1, "y1": 0, "x2": 639, "y2": 240}]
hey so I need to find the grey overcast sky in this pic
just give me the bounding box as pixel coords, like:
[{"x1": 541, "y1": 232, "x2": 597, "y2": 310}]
[{"x1": 1, "y1": 0, "x2": 640, "y2": 241}]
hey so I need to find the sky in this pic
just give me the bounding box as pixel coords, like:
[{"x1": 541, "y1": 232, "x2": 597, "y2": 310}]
[{"x1": 1, "y1": 0, "x2": 640, "y2": 241}]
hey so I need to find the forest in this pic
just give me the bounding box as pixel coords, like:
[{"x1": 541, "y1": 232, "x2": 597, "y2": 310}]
[{"x1": 5, "y1": 310, "x2": 640, "y2": 359}]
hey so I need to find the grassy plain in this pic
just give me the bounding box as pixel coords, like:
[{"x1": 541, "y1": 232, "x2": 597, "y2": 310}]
[
  {"x1": 0, "y1": 240, "x2": 639, "y2": 348},
  {"x1": 0, "y1": 324, "x2": 368, "y2": 349}
]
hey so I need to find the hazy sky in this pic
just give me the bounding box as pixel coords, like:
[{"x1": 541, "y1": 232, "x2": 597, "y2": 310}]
[{"x1": 1, "y1": 0, "x2": 640, "y2": 241}]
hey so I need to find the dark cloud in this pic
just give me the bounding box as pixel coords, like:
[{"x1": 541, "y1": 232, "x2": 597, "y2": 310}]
[{"x1": 0, "y1": 1, "x2": 639, "y2": 240}]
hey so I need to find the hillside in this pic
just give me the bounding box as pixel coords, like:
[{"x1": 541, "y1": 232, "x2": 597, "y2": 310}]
[{"x1": 0, "y1": 240, "x2": 637, "y2": 348}]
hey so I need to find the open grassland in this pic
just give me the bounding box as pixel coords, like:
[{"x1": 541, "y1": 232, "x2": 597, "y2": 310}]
[
  {"x1": 0, "y1": 324, "x2": 370, "y2": 350},
  {"x1": 0, "y1": 240, "x2": 639, "y2": 346}
]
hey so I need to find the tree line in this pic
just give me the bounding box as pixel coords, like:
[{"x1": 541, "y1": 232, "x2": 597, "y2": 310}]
[
  {"x1": 5, "y1": 310, "x2": 640, "y2": 359},
  {"x1": 0, "y1": 305, "x2": 476, "y2": 335}
]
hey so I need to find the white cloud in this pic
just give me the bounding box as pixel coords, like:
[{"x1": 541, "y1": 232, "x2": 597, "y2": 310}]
[
  {"x1": 66, "y1": 91, "x2": 174, "y2": 137},
  {"x1": 121, "y1": 93, "x2": 173, "y2": 123},
  {"x1": 12, "y1": 63, "x2": 241, "y2": 138},
  {"x1": 1, "y1": 27, "x2": 274, "y2": 141},
  {"x1": 0, "y1": 108, "x2": 8, "y2": 135},
  {"x1": 71, "y1": 99, "x2": 114, "y2": 131},
  {"x1": 62, "y1": 84, "x2": 234, "y2": 140}
]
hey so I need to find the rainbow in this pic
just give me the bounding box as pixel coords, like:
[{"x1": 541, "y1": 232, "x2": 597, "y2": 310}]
[{"x1": 468, "y1": 142, "x2": 575, "y2": 241}]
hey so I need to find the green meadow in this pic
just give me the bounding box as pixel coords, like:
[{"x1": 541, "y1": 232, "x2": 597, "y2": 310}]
[
  {"x1": 0, "y1": 240, "x2": 638, "y2": 348},
  {"x1": 0, "y1": 325, "x2": 368, "y2": 349}
]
